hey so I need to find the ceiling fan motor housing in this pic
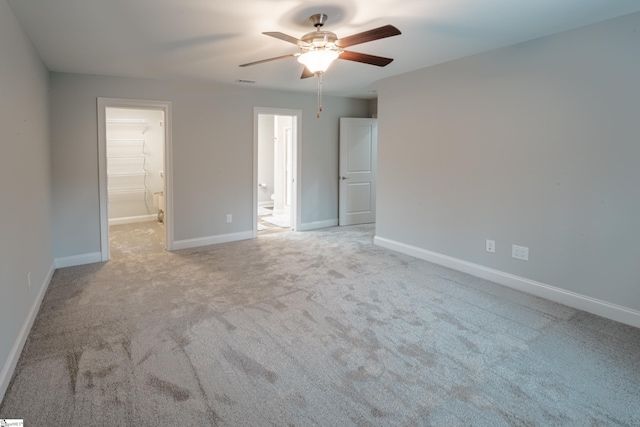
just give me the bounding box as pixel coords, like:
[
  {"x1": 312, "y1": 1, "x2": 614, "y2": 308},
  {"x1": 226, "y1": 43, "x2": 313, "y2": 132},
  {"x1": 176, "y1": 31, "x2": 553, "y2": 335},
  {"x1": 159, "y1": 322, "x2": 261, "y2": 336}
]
[{"x1": 301, "y1": 31, "x2": 339, "y2": 49}]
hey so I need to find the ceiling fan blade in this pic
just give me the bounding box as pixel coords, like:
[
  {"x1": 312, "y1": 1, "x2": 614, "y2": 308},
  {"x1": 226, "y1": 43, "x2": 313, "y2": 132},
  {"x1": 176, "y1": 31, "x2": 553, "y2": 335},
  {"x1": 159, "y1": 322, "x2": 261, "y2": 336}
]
[
  {"x1": 300, "y1": 67, "x2": 315, "y2": 79},
  {"x1": 263, "y1": 32, "x2": 310, "y2": 47},
  {"x1": 339, "y1": 50, "x2": 394, "y2": 67},
  {"x1": 239, "y1": 53, "x2": 297, "y2": 67},
  {"x1": 336, "y1": 25, "x2": 401, "y2": 48}
]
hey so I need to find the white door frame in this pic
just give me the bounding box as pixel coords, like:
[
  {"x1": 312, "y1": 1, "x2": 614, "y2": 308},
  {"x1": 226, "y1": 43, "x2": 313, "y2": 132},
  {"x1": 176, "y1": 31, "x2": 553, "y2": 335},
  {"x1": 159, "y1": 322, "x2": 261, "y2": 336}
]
[
  {"x1": 253, "y1": 107, "x2": 302, "y2": 237},
  {"x1": 97, "y1": 97, "x2": 174, "y2": 261}
]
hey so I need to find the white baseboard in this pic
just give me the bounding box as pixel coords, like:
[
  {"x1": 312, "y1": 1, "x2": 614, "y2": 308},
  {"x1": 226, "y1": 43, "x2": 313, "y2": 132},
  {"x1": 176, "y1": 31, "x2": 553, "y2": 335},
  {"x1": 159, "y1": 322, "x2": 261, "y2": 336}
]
[
  {"x1": 258, "y1": 201, "x2": 273, "y2": 208},
  {"x1": 0, "y1": 261, "x2": 55, "y2": 402},
  {"x1": 173, "y1": 230, "x2": 254, "y2": 250},
  {"x1": 108, "y1": 214, "x2": 157, "y2": 226},
  {"x1": 374, "y1": 236, "x2": 640, "y2": 329},
  {"x1": 55, "y1": 252, "x2": 102, "y2": 268},
  {"x1": 298, "y1": 219, "x2": 339, "y2": 231}
]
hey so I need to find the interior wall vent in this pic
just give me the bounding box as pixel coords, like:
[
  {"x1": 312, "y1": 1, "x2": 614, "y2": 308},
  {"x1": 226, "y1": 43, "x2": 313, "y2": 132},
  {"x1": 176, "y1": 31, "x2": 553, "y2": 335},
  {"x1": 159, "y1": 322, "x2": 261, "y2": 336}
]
[{"x1": 236, "y1": 79, "x2": 256, "y2": 84}]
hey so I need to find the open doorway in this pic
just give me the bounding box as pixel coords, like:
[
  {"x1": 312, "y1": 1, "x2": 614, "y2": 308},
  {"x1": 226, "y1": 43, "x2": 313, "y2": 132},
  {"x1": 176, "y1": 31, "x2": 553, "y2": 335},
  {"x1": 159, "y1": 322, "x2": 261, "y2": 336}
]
[
  {"x1": 253, "y1": 108, "x2": 301, "y2": 237},
  {"x1": 98, "y1": 98, "x2": 173, "y2": 261}
]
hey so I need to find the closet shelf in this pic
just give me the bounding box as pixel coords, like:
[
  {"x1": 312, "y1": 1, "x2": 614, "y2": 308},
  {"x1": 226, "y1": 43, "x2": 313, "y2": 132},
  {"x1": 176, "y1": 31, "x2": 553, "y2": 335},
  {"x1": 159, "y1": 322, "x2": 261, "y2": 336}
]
[
  {"x1": 106, "y1": 140, "x2": 146, "y2": 157},
  {"x1": 108, "y1": 171, "x2": 146, "y2": 177},
  {"x1": 107, "y1": 154, "x2": 146, "y2": 159},
  {"x1": 107, "y1": 119, "x2": 147, "y2": 135},
  {"x1": 108, "y1": 187, "x2": 147, "y2": 194},
  {"x1": 106, "y1": 117, "x2": 153, "y2": 208},
  {"x1": 106, "y1": 138, "x2": 146, "y2": 142}
]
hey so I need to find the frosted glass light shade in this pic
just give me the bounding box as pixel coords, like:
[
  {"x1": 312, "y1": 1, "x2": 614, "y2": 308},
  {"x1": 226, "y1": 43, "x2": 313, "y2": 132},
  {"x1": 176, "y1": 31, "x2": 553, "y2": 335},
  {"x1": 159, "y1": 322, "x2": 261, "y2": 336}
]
[{"x1": 297, "y1": 49, "x2": 340, "y2": 73}]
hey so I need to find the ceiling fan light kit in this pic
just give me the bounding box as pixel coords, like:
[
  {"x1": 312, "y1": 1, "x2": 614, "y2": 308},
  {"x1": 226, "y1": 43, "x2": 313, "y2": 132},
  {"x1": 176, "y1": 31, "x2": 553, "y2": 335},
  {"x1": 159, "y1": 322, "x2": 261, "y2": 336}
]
[
  {"x1": 297, "y1": 49, "x2": 340, "y2": 74},
  {"x1": 240, "y1": 14, "x2": 401, "y2": 117}
]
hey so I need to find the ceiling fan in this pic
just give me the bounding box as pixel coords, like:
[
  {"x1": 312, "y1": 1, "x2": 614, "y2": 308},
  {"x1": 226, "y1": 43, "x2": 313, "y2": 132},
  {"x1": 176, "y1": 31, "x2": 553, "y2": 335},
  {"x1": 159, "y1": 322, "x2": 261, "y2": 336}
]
[{"x1": 240, "y1": 14, "x2": 401, "y2": 117}]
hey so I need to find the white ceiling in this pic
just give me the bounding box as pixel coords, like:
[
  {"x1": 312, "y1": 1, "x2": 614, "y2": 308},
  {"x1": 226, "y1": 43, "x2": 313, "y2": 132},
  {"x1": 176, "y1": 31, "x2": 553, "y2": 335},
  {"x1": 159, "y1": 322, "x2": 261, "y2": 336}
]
[{"x1": 7, "y1": 0, "x2": 640, "y2": 98}]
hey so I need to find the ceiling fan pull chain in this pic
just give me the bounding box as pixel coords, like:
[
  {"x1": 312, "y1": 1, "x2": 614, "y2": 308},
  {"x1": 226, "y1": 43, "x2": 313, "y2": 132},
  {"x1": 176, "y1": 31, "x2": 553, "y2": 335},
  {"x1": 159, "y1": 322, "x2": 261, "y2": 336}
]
[
  {"x1": 319, "y1": 72, "x2": 323, "y2": 112},
  {"x1": 316, "y1": 72, "x2": 323, "y2": 118}
]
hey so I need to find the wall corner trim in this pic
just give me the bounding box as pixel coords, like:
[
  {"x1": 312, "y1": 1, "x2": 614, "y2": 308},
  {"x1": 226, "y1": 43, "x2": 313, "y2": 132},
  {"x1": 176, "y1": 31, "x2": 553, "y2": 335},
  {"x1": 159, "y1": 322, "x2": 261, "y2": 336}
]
[
  {"x1": 172, "y1": 230, "x2": 254, "y2": 251},
  {"x1": 55, "y1": 252, "x2": 102, "y2": 268},
  {"x1": 298, "y1": 219, "x2": 339, "y2": 231},
  {"x1": 374, "y1": 235, "x2": 640, "y2": 329},
  {"x1": 0, "y1": 261, "x2": 55, "y2": 402}
]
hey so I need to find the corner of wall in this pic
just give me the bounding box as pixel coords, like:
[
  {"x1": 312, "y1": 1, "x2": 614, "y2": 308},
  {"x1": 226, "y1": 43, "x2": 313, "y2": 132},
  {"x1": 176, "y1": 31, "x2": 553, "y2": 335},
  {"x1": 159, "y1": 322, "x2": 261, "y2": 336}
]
[{"x1": 0, "y1": 262, "x2": 55, "y2": 403}]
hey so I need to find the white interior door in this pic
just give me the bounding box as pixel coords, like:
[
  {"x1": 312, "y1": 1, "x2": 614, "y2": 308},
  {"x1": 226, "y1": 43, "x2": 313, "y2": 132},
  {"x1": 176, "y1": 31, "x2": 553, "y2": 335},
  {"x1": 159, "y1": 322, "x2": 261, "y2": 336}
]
[{"x1": 339, "y1": 118, "x2": 377, "y2": 226}]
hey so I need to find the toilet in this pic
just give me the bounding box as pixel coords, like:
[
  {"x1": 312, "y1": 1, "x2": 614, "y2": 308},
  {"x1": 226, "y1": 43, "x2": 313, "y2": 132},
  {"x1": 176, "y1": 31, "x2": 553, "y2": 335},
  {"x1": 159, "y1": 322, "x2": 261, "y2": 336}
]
[{"x1": 153, "y1": 192, "x2": 165, "y2": 223}]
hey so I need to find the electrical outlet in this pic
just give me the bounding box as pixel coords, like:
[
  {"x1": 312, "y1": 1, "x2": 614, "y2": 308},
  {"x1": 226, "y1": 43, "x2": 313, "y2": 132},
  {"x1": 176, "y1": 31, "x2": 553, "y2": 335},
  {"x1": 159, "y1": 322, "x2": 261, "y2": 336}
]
[
  {"x1": 512, "y1": 245, "x2": 529, "y2": 261},
  {"x1": 28, "y1": 272, "x2": 31, "y2": 291},
  {"x1": 486, "y1": 239, "x2": 495, "y2": 253},
  {"x1": 226, "y1": 214, "x2": 232, "y2": 223}
]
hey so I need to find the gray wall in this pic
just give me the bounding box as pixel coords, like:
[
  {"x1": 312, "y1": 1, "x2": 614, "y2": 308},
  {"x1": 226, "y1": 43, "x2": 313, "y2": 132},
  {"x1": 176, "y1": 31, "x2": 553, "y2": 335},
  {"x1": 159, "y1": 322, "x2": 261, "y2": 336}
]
[
  {"x1": 376, "y1": 12, "x2": 640, "y2": 311},
  {"x1": 0, "y1": 0, "x2": 53, "y2": 397},
  {"x1": 50, "y1": 73, "x2": 369, "y2": 257}
]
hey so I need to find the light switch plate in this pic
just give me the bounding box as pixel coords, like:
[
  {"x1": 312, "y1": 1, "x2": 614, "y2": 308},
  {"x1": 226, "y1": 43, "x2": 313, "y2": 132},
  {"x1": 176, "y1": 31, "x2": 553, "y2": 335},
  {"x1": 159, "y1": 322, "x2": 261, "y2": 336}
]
[{"x1": 486, "y1": 239, "x2": 495, "y2": 253}]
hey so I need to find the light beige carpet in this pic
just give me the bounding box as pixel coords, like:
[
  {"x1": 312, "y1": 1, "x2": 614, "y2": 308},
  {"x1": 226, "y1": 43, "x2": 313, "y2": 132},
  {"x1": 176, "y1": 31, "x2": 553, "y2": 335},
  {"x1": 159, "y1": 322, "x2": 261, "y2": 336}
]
[{"x1": 1, "y1": 223, "x2": 639, "y2": 426}]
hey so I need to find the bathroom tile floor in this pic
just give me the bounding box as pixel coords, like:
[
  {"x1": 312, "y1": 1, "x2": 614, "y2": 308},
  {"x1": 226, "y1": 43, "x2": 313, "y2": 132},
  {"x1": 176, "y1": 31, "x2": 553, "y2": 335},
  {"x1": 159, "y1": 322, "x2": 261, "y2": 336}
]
[{"x1": 258, "y1": 207, "x2": 289, "y2": 236}]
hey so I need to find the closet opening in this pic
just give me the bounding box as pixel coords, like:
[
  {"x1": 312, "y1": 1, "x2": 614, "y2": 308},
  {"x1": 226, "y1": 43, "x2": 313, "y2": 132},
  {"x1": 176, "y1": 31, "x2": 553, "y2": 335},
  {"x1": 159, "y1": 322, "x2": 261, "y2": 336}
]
[{"x1": 97, "y1": 98, "x2": 173, "y2": 261}]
